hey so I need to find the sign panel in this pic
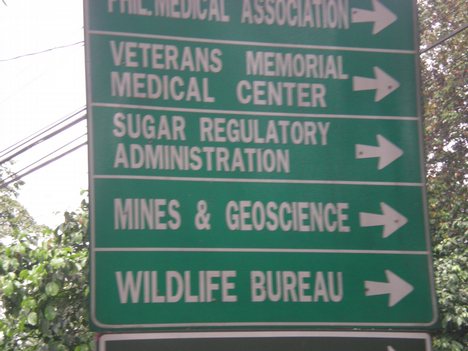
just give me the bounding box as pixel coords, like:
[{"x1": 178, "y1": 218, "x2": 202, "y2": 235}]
[
  {"x1": 85, "y1": 0, "x2": 437, "y2": 330},
  {"x1": 99, "y1": 332, "x2": 432, "y2": 351}
]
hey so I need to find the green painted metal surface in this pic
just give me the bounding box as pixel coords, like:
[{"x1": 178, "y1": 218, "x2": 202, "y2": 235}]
[{"x1": 85, "y1": 0, "x2": 437, "y2": 330}]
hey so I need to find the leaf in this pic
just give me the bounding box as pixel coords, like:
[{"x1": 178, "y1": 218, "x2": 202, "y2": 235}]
[
  {"x1": 50, "y1": 257, "x2": 65, "y2": 269},
  {"x1": 44, "y1": 305, "x2": 57, "y2": 321},
  {"x1": 74, "y1": 344, "x2": 90, "y2": 351},
  {"x1": 21, "y1": 297, "x2": 37, "y2": 311},
  {"x1": 2, "y1": 281, "x2": 14, "y2": 297},
  {"x1": 27, "y1": 312, "x2": 37, "y2": 326},
  {"x1": 45, "y1": 282, "x2": 60, "y2": 297},
  {"x1": 19, "y1": 269, "x2": 29, "y2": 280}
]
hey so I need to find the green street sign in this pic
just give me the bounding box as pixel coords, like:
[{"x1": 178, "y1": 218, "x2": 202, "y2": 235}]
[
  {"x1": 84, "y1": 0, "x2": 437, "y2": 330},
  {"x1": 98, "y1": 332, "x2": 432, "y2": 351}
]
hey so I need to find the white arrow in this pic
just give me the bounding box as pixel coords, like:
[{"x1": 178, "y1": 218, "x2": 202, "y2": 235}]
[
  {"x1": 356, "y1": 134, "x2": 403, "y2": 170},
  {"x1": 365, "y1": 270, "x2": 414, "y2": 307},
  {"x1": 351, "y1": 0, "x2": 398, "y2": 34},
  {"x1": 353, "y1": 67, "x2": 400, "y2": 102},
  {"x1": 388, "y1": 347, "x2": 396, "y2": 351},
  {"x1": 360, "y1": 203, "x2": 408, "y2": 238}
]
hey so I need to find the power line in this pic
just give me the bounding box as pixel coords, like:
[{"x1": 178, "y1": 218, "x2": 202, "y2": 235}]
[
  {"x1": 0, "y1": 114, "x2": 86, "y2": 165},
  {"x1": 0, "y1": 41, "x2": 84, "y2": 62},
  {"x1": 1, "y1": 134, "x2": 87, "y2": 187},
  {"x1": 0, "y1": 106, "x2": 85, "y2": 159},
  {"x1": 0, "y1": 21, "x2": 465, "y2": 189},
  {"x1": 0, "y1": 109, "x2": 86, "y2": 165},
  {"x1": 0, "y1": 141, "x2": 87, "y2": 190},
  {"x1": 420, "y1": 23, "x2": 468, "y2": 54},
  {"x1": 0, "y1": 107, "x2": 88, "y2": 190}
]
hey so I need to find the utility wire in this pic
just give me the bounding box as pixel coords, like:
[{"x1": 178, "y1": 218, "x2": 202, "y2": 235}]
[
  {"x1": 0, "y1": 141, "x2": 87, "y2": 190},
  {"x1": 0, "y1": 107, "x2": 88, "y2": 189},
  {"x1": 1, "y1": 134, "x2": 87, "y2": 187},
  {"x1": 0, "y1": 41, "x2": 84, "y2": 62},
  {"x1": 420, "y1": 23, "x2": 468, "y2": 54},
  {"x1": 0, "y1": 20, "x2": 466, "y2": 188},
  {"x1": 0, "y1": 23, "x2": 463, "y2": 60},
  {"x1": 0, "y1": 106, "x2": 85, "y2": 159},
  {"x1": 0, "y1": 111, "x2": 86, "y2": 166}
]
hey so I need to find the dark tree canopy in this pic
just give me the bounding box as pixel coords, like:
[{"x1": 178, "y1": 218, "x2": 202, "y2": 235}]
[{"x1": 418, "y1": 0, "x2": 468, "y2": 350}]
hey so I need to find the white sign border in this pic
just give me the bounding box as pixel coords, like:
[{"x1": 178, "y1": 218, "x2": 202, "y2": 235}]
[
  {"x1": 99, "y1": 331, "x2": 432, "y2": 351},
  {"x1": 84, "y1": 0, "x2": 439, "y2": 330}
]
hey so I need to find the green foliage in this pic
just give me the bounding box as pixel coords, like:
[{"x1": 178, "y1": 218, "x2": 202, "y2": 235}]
[
  {"x1": 0, "y1": 165, "x2": 40, "y2": 239},
  {"x1": 0, "y1": 195, "x2": 39, "y2": 239},
  {"x1": 418, "y1": 0, "x2": 468, "y2": 350},
  {"x1": 0, "y1": 199, "x2": 93, "y2": 351}
]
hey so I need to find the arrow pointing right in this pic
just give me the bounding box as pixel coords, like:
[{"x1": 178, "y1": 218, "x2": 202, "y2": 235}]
[
  {"x1": 360, "y1": 202, "x2": 408, "y2": 238},
  {"x1": 365, "y1": 270, "x2": 414, "y2": 307},
  {"x1": 351, "y1": 0, "x2": 398, "y2": 34},
  {"x1": 356, "y1": 134, "x2": 403, "y2": 170},
  {"x1": 353, "y1": 67, "x2": 400, "y2": 102}
]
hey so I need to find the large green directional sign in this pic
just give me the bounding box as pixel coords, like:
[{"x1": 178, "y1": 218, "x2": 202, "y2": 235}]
[
  {"x1": 99, "y1": 332, "x2": 432, "y2": 351},
  {"x1": 85, "y1": 0, "x2": 437, "y2": 330}
]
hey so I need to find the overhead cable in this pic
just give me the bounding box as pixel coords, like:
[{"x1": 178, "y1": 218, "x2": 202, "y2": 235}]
[
  {"x1": 0, "y1": 109, "x2": 86, "y2": 166},
  {"x1": 420, "y1": 23, "x2": 468, "y2": 54},
  {"x1": 0, "y1": 133, "x2": 87, "y2": 187},
  {"x1": 0, "y1": 141, "x2": 87, "y2": 190},
  {"x1": 0, "y1": 106, "x2": 85, "y2": 159},
  {"x1": 0, "y1": 41, "x2": 84, "y2": 62}
]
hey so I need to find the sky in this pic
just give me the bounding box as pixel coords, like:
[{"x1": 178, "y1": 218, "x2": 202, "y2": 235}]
[{"x1": 0, "y1": 0, "x2": 88, "y2": 227}]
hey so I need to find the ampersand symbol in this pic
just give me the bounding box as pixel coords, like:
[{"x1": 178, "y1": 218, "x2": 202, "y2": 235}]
[{"x1": 195, "y1": 200, "x2": 211, "y2": 230}]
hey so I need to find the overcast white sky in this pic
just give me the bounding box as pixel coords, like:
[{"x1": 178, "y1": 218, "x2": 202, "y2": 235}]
[{"x1": 0, "y1": 0, "x2": 88, "y2": 227}]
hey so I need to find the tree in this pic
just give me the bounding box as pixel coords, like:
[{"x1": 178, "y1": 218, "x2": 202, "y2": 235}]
[
  {"x1": 0, "y1": 189, "x2": 92, "y2": 351},
  {"x1": 418, "y1": 1, "x2": 468, "y2": 350},
  {"x1": 0, "y1": 165, "x2": 39, "y2": 239}
]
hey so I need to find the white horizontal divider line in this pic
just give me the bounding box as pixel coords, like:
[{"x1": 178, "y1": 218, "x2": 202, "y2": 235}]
[
  {"x1": 94, "y1": 320, "x2": 436, "y2": 328},
  {"x1": 100, "y1": 331, "x2": 431, "y2": 341},
  {"x1": 94, "y1": 247, "x2": 429, "y2": 255},
  {"x1": 89, "y1": 30, "x2": 416, "y2": 55},
  {"x1": 92, "y1": 102, "x2": 419, "y2": 121},
  {"x1": 93, "y1": 174, "x2": 423, "y2": 187}
]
